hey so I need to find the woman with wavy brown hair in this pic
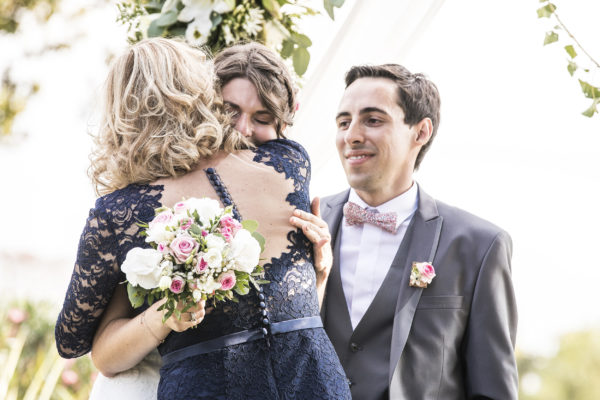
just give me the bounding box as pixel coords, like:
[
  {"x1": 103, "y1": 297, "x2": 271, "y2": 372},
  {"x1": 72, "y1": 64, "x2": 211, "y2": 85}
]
[{"x1": 55, "y1": 38, "x2": 349, "y2": 400}]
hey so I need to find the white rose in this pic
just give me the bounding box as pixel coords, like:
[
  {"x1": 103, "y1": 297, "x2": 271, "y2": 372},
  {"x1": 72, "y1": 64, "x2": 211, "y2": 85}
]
[
  {"x1": 199, "y1": 275, "x2": 222, "y2": 293},
  {"x1": 204, "y1": 247, "x2": 223, "y2": 269},
  {"x1": 185, "y1": 197, "x2": 222, "y2": 226},
  {"x1": 158, "y1": 275, "x2": 172, "y2": 290},
  {"x1": 145, "y1": 225, "x2": 176, "y2": 244},
  {"x1": 192, "y1": 289, "x2": 203, "y2": 302},
  {"x1": 206, "y1": 234, "x2": 226, "y2": 251},
  {"x1": 228, "y1": 229, "x2": 261, "y2": 273},
  {"x1": 122, "y1": 247, "x2": 164, "y2": 289}
]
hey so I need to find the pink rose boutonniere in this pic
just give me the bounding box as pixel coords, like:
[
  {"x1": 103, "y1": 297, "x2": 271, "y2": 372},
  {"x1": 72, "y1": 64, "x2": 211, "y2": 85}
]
[{"x1": 409, "y1": 261, "x2": 436, "y2": 288}]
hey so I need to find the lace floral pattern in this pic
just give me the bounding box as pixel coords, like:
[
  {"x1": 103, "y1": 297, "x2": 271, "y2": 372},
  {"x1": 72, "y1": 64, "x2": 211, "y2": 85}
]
[
  {"x1": 55, "y1": 140, "x2": 350, "y2": 399},
  {"x1": 55, "y1": 184, "x2": 163, "y2": 358}
]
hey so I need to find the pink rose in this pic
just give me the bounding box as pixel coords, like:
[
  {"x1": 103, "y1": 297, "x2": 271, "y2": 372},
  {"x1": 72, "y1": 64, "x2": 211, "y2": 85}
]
[
  {"x1": 7, "y1": 308, "x2": 27, "y2": 324},
  {"x1": 169, "y1": 234, "x2": 199, "y2": 263},
  {"x1": 173, "y1": 201, "x2": 189, "y2": 214},
  {"x1": 218, "y1": 271, "x2": 236, "y2": 291},
  {"x1": 417, "y1": 263, "x2": 436, "y2": 283},
  {"x1": 179, "y1": 218, "x2": 193, "y2": 231},
  {"x1": 220, "y1": 226, "x2": 233, "y2": 242},
  {"x1": 170, "y1": 276, "x2": 185, "y2": 294},
  {"x1": 196, "y1": 258, "x2": 208, "y2": 273},
  {"x1": 150, "y1": 210, "x2": 174, "y2": 228},
  {"x1": 202, "y1": 230, "x2": 208, "y2": 237},
  {"x1": 61, "y1": 370, "x2": 79, "y2": 386},
  {"x1": 220, "y1": 216, "x2": 242, "y2": 235},
  {"x1": 157, "y1": 242, "x2": 169, "y2": 253}
]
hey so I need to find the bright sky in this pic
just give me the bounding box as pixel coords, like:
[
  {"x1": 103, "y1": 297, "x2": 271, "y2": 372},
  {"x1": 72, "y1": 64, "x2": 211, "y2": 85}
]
[{"x1": 0, "y1": 0, "x2": 599, "y2": 358}]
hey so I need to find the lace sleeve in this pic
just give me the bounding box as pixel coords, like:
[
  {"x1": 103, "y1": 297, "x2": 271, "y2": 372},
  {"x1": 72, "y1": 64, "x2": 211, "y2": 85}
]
[{"x1": 55, "y1": 198, "x2": 122, "y2": 358}]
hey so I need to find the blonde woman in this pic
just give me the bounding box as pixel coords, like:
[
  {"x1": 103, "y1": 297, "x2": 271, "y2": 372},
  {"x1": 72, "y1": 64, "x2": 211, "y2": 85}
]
[{"x1": 55, "y1": 38, "x2": 349, "y2": 399}]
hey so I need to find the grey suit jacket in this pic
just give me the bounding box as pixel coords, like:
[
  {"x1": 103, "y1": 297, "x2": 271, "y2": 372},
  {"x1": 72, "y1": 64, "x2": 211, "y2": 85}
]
[{"x1": 320, "y1": 186, "x2": 518, "y2": 400}]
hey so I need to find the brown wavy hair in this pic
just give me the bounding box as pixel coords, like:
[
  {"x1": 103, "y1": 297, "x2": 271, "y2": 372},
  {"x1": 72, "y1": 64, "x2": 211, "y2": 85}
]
[
  {"x1": 90, "y1": 38, "x2": 250, "y2": 195},
  {"x1": 214, "y1": 42, "x2": 297, "y2": 138}
]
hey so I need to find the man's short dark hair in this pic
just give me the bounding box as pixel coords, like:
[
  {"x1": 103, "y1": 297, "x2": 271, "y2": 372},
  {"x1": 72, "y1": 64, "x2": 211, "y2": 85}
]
[{"x1": 345, "y1": 64, "x2": 441, "y2": 170}]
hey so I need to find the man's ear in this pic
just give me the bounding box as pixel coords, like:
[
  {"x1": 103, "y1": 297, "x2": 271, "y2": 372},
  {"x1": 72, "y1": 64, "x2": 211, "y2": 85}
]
[{"x1": 415, "y1": 118, "x2": 433, "y2": 145}]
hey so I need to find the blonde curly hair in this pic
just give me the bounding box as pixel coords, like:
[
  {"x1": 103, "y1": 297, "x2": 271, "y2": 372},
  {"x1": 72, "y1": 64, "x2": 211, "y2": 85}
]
[{"x1": 90, "y1": 38, "x2": 249, "y2": 195}]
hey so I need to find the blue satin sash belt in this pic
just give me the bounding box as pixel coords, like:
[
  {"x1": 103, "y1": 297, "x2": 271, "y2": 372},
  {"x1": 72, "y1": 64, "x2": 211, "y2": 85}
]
[{"x1": 161, "y1": 316, "x2": 323, "y2": 366}]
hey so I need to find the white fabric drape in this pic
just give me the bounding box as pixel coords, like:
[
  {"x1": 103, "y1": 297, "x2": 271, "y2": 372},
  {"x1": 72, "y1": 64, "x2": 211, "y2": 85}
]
[{"x1": 290, "y1": 0, "x2": 446, "y2": 196}]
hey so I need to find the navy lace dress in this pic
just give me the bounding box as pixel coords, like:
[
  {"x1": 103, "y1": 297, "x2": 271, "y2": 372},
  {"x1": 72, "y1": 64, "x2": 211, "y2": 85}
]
[{"x1": 55, "y1": 140, "x2": 351, "y2": 400}]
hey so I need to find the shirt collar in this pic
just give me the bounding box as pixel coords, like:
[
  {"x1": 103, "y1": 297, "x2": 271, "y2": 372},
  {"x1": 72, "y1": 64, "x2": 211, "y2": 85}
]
[{"x1": 348, "y1": 182, "x2": 419, "y2": 227}]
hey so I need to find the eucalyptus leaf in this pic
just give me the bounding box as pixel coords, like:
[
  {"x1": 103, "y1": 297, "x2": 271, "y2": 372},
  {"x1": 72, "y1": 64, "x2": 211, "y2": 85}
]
[
  {"x1": 567, "y1": 61, "x2": 577, "y2": 76},
  {"x1": 127, "y1": 283, "x2": 146, "y2": 308},
  {"x1": 281, "y1": 39, "x2": 294, "y2": 58},
  {"x1": 291, "y1": 32, "x2": 312, "y2": 48},
  {"x1": 292, "y1": 47, "x2": 310, "y2": 76},
  {"x1": 536, "y1": 3, "x2": 557, "y2": 18},
  {"x1": 543, "y1": 31, "x2": 559, "y2": 46},
  {"x1": 242, "y1": 219, "x2": 259, "y2": 233},
  {"x1": 324, "y1": 0, "x2": 334, "y2": 19},
  {"x1": 147, "y1": 18, "x2": 164, "y2": 38},
  {"x1": 564, "y1": 45, "x2": 577, "y2": 59},
  {"x1": 155, "y1": 10, "x2": 177, "y2": 28},
  {"x1": 252, "y1": 231, "x2": 266, "y2": 252}
]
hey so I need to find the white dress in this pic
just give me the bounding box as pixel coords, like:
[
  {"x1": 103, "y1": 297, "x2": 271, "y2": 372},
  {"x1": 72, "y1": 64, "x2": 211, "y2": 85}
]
[{"x1": 88, "y1": 350, "x2": 161, "y2": 400}]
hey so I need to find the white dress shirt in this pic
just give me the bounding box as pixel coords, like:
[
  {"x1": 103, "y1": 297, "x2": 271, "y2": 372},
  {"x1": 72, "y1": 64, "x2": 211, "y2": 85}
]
[{"x1": 339, "y1": 183, "x2": 419, "y2": 329}]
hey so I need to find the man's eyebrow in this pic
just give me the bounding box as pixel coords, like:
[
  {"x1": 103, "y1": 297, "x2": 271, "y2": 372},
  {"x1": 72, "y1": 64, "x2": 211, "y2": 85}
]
[
  {"x1": 335, "y1": 111, "x2": 351, "y2": 120},
  {"x1": 335, "y1": 107, "x2": 389, "y2": 120},
  {"x1": 359, "y1": 107, "x2": 388, "y2": 116}
]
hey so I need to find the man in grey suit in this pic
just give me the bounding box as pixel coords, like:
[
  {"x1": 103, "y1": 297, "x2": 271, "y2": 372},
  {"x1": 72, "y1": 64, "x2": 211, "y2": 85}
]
[{"x1": 318, "y1": 64, "x2": 518, "y2": 399}]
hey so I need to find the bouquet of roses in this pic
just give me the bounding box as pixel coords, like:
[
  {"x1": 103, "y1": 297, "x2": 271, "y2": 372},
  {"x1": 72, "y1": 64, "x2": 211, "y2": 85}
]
[{"x1": 122, "y1": 197, "x2": 266, "y2": 321}]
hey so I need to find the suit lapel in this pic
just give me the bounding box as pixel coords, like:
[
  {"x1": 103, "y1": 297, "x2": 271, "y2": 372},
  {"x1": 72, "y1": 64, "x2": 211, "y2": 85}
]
[
  {"x1": 388, "y1": 186, "x2": 443, "y2": 383},
  {"x1": 320, "y1": 191, "x2": 351, "y2": 330}
]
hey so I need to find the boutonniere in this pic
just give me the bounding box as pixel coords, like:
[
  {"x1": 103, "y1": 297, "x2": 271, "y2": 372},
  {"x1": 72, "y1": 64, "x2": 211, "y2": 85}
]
[{"x1": 409, "y1": 262, "x2": 436, "y2": 288}]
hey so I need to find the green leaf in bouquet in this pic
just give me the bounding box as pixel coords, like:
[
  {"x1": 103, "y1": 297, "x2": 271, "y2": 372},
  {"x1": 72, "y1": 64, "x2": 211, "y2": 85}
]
[
  {"x1": 252, "y1": 231, "x2": 266, "y2": 252},
  {"x1": 242, "y1": 219, "x2": 259, "y2": 233},
  {"x1": 234, "y1": 285, "x2": 249, "y2": 295},
  {"x1": 254, "y1": 279, "x2": 270, "y2": 285},
  {"x1": 230, "y1": 296, "x2": 239, "y2": 303},
  {"x1": 168, "y1": 26, "x2": 186, "y2": 37},
  {"x1": 281, "y1": 39, "x2": 294, "y2": 58},
  {"x1": 127, "y1": 283, "x2": 146, "y2": 308},
  {"x1": 291, "y1": 32, "x2": 312, "y2": 48},
  {"x1": 262, "y1": 0, "x2": 282, "y2": 19},
  {"x1": 155, "y1": 9, "x2": 178, "y2": 27},
  {"x1": 292, "y1": 47, "x2": 310, "y2": 76},
  {"x1": 190, "y1": 223, "x2": 203, "y2": 236}
]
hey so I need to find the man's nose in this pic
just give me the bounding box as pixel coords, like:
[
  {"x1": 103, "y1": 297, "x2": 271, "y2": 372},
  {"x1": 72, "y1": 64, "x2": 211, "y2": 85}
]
[
  {"x1": 235, "y1": 114, "x2": 252, "y2": 137},
  {"x1": 344, "y1": 122, "x2": 364, "y2": 144}
]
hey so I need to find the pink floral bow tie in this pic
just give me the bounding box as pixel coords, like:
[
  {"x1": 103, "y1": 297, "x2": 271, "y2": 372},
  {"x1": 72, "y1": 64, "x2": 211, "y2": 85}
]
[{"x1": 343, "y1": 201, "x2": 398, "y2": 233}]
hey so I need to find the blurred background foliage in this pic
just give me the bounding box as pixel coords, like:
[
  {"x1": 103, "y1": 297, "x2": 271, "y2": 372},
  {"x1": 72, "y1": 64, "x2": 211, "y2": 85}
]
[
  {"x1": 0, "y1": 300, "x2": 95, "y2": 400},
  {"x1": 0, "y1": 0, "x2": 66, "y2": 139},
  {"x1": 518, "y1": 328, "x2": 600, "y2": 399}
]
